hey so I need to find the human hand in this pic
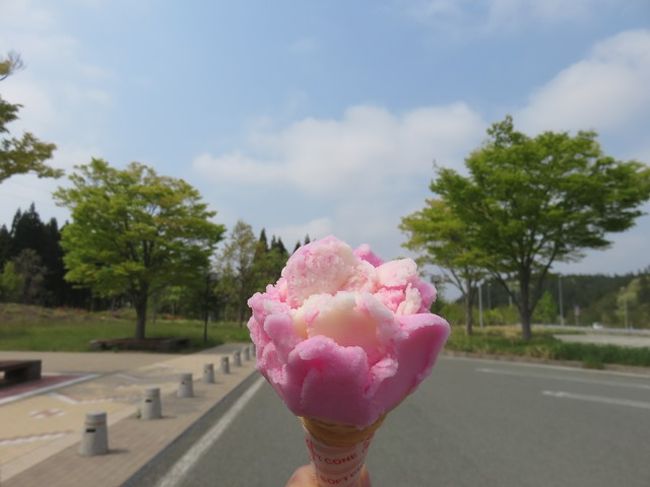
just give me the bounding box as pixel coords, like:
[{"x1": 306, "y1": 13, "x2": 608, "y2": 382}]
[{"x1": 285, "y1": 464, "x2": 371, "y2": 487}]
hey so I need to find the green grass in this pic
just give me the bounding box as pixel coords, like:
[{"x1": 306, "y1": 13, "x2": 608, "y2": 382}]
[
  {"x1": 0, "y1": 304, "x2": 250, "y2": 352},
  {"x1": 446, "y1": 326, "x2": 650, "y2": 368}
]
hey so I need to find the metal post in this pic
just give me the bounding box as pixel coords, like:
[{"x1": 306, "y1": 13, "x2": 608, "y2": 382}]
[{"x1": 558, "y1": 275, "x2": 564, "y2": 326}]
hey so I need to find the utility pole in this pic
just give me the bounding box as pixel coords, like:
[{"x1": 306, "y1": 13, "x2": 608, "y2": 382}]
[
  {"x1": 203, "y1": 271, "x2": 212, "y2": 344},
  {"x1": 487, "y1": 282, "x2": 492, "y2": 310},
  {"x1": 479, "y1": 282, "x2": 484, "y2": 328},
  {"x1": 558, "y1": 274, "x2": 564, "y2": 326}
]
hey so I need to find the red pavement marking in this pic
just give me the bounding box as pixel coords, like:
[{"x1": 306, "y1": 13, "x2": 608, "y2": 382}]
[{"x1": 0, "y1": 374, "x2": 81, "y2": 400}]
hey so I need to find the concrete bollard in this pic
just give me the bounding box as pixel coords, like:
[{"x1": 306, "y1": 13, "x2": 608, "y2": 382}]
[
  {"x1": 203, "y1": 363, "x2": 215, "y2": 384},
  {"x1": 79, "y1": 411, "x2": 108, "y2": 456},
  {"x1": 178, "y1": 373, "x2": 194, "y2": 398},
  {"x1": 233, "y1": 350, "x2": 242, "y2": 367},
  {"x1": 243, "y1": 346, "x2": 250, "y2": 361},
  {"x1": 220, "y1": 356, "x2": 230, "y2": 375},
  {"x1": 141, "y1": 387, "x2": 162, "y2": 420}
]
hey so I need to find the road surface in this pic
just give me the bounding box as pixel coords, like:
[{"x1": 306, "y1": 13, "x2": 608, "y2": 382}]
[{"x1": 157, "y1": 356, "x2": 650, "y2": 487}]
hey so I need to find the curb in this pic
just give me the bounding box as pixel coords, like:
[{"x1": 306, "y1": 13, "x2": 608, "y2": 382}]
[{"x1": 122, "y1": 368, "x2": 260, "y2": 487}]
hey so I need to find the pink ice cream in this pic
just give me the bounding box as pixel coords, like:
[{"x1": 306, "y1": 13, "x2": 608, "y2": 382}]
[{"x1": 247, "y1": 235, "x2": 450, "y2": 428}]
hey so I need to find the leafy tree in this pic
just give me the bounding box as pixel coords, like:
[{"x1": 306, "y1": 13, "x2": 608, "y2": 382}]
[
  {"x1": 11, "y1": 248, "x2": 46, "y2": 304},
  {"x1": 430, "y1": 116, "x2": 650, "y2": 339},
  {"x1": 54, "y1": 159, "x2": 225, "y2": 339},
  {"x1": 533, "y1": 291, "x2": 556, "y2": 325},
  {"x1": 215, "y1": 220, "x2": 257, "y2": 325},
  {"x1": 0, "y1": 52, "x2": 23, "y2": 81},
  {"x1": 401, "y1": 198, "x2": 486, "y2": 335},
  {"x1": 1, "y1": 53, "x2": 61, "y2": 183},
  {"x1": 0, "y1": 261, "x2": 21, "y2": 301}
]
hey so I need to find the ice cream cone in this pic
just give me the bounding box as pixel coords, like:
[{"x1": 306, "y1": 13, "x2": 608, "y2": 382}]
[{"x1": 300, "y1": 415, "x2": 384, "y2": 487}]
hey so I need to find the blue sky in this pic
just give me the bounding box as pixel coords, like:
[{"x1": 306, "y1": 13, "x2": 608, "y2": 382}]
[{"x1": 1, "y1": 0, "x2": 649, "y2": 296}]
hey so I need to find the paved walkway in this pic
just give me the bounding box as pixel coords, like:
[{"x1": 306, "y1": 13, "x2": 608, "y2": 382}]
[{"x1": 0, "y1": 345, "x2": 257, "y2": 486}]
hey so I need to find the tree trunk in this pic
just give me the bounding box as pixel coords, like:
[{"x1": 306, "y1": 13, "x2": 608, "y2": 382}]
[
  {"x1": 133, "y1": 291, "x2": 148, "y2": 340},
  {"x1": 238, "y1": 305, "x2": 244, "y2": 327},
  {"x1": 464, "y1": 293, "x2": 474, "y2": 336}
]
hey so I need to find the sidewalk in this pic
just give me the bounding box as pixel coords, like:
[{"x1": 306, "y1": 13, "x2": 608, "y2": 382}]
[{"x1": 0, "y1": 344, "x2": 257, "y2": 486}]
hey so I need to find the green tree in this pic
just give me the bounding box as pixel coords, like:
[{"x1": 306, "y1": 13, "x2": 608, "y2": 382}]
[
  {"x1": 0, "y1": 261, "x2": 22, "y2": 301},
  {"x1": 533, "y1": 291, "x2": 556, "y2": 325},
  {"x1": 1, "y1": 53, "x2": 61, "y2": 183},
  {"x1": 430, "y1": 116, "x2": 650, "y2": 340},
  {"x1": 0, "y1": 224, "x2": 10, "y2": 270},
  {"x1": 11, "y1": 248, "x2": 46, "y2": 304},
  {"x1": 215, "y1": 220, "x2": 257, "y2": 325},
  {"x1": 401, "y1": 199, "x2": 486, "y2": 335},
  {"x1": 54, "y1": 159, "x2": 225, "y2": 339}
]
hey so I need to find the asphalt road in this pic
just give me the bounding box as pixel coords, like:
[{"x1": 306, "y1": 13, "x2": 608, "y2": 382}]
[{"x1": 160, "y1": 357, "x2": 650, "y2": 487}]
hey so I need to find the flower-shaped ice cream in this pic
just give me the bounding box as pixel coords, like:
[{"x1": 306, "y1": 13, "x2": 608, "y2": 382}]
[{"x1": 247, "y1": 236, "x2": 450, "y2": 428}]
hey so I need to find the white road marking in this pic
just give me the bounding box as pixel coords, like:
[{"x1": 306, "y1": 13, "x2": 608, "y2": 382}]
[
  {"x1": 0, "y1": 374, "x2": 98, "y2": 406},
  {"x1": 542, "y1": 390, "x2": 650, "y2": 410},
  {"x1": 48, "y1": 392, "x2": 139, "y2": 405},
  {"x1": 476, "y1": 367, "x2": 650, "y2": 390},
  {"x1": 445, "y1": 355, "x2": 650, "y2": 379},
  {"x1": 156, "y1": 376, "x2": 265, "y2": 487},
  {"x1": 0, "y1": 431, "x2": 72, "y2": 446}
]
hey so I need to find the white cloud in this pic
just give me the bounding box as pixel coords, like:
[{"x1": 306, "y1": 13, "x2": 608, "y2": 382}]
[
  {"x1": 518, "y1": 29, "x2": 650, "y2": 133},
  {"x1": 270, "y1": 218, "x2": 333, "y2": 247},
  {"x1": 193, "y1": 102, "x2": 485, "y2": 195}
]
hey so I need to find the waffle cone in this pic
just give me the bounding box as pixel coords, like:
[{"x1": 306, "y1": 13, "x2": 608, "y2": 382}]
[
  {"x1": 301, "y1": 415, "x2": 385, "y2": 447},
  {"x1": 300, "y1": 415, "x2": 384, "y2": 487}
]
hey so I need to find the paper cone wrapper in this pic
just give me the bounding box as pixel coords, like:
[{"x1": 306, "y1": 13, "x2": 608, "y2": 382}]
[{"x1": 300, "y1": 416, "x2": 384, "y2": 487}]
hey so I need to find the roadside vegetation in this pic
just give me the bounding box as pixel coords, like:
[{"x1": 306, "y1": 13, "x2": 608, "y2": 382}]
[
  {"x1": 445, "y1": 325, "x2": 650, "y2": 369},
  {"x1": 0, "y1": 304, "x2": 249, "y2": 352}
]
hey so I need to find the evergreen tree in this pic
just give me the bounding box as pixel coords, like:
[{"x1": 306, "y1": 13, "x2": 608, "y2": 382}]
[
  {"x1": 0, "y1": 224, "x2": 10, "y2": 269},
  {"x1": 10, "y1": 203, "x2": 45, "y2": 258}
]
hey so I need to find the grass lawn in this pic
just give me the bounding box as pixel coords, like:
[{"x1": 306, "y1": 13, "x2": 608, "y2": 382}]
[
  {"x1": 0, "y1": 304, "x2": 250, "y2": 352},
  {"x1": 446, "y1": 325, "x2": 650, "y2": 368}
]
